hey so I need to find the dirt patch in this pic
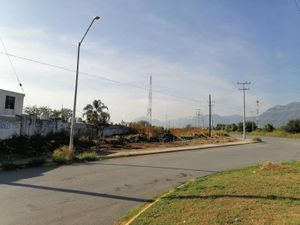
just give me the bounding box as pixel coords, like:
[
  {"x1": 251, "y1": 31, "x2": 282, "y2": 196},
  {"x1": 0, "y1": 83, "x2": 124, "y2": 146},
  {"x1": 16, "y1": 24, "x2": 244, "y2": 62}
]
[{"x1": 256, "y1": 161, "x2": 294, "y2": 172}]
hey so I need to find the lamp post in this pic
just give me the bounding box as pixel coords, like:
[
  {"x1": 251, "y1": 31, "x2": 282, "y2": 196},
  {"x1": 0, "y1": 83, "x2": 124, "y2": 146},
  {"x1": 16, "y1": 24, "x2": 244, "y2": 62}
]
[{"x1": 69, "y1": 16, "x2": 100, "y2": 150}]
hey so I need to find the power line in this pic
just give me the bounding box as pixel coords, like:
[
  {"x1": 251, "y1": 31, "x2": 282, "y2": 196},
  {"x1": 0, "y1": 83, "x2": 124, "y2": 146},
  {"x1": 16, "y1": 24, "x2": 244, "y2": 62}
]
[
  {"x1": 0, "y1": 39, "x2": 30, "y2": 105},
  {"x1": 0, "y1": 51, "x2": 202, "y2": 104}
]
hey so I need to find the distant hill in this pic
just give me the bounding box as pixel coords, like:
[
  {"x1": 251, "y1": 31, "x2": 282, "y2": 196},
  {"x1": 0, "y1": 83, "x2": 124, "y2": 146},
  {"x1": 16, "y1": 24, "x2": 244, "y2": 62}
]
[
  {"x1": 133, "y1": 114, "x2": 242, "y2": 128},
  {"x1": 258, "y1": 102, "x2": 300, "y2": 127},
  {"x1": 133, "y1": 102, "x2": 300, "y2": 128}
]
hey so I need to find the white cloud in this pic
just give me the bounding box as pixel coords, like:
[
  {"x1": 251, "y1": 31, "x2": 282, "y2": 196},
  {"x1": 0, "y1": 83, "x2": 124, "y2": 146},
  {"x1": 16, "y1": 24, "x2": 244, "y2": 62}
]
[{"x1": 1, "y1": 24, "x2": 293, "y2": 123}]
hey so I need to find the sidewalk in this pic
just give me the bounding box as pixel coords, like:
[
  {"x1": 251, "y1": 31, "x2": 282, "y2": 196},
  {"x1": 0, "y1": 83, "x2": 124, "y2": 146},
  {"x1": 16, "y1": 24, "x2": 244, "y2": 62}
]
[{"x1": 101, "y1": 139, "x2": 254, "y2": 159}]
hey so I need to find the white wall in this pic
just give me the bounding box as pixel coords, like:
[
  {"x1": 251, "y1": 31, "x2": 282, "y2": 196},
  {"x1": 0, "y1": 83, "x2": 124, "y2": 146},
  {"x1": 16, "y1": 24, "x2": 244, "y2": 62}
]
[
  {"x1": 0, "y1": 89, "x2": 24, "y2": 116},
  {"x1": 0, "y1": 116, "x2": 21, "y2": 139}
]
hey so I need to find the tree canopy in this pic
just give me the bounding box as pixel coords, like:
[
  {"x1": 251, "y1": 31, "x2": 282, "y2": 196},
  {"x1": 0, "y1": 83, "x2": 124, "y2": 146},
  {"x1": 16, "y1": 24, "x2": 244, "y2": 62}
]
[{"x1": 83, "y1": 99, "x2": 110, "y2": 128}]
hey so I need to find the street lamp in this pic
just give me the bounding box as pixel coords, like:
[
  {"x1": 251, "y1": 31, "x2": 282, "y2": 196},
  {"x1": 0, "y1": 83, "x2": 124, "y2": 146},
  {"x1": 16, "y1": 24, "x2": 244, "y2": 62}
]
[{"x1": 69, "y1": 16, "x2": 100, "y2": 150}]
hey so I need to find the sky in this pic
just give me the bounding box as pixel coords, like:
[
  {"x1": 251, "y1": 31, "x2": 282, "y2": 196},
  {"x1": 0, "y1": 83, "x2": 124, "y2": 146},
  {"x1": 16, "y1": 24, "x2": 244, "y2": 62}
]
[{"x1": 0, "y1": 0, "x2": 300, "y2": 123}]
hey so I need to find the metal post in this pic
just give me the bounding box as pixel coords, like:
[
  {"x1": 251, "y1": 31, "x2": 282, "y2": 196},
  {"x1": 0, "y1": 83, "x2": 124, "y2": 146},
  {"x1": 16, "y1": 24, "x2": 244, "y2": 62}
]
[
  {"x1": 69, "y1": 16, "x2": 100, "y2": 150},
  {"x1": 243, "y1": 88, "x2": 246, "y2": 139},
  {"x1": 209, "y1": 94, "x2": 212, "y2": 137},
  {"x1": 69, "y1": 42, "x2": 81, "y2": 150},
  {"x1": 238, "y1": 82, "x2": 251, "y2": 140}
]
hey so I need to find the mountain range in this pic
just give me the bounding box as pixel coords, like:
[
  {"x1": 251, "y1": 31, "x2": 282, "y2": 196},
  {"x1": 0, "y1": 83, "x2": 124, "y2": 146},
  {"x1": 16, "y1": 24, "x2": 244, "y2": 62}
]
[{"x1": 133, "y1": 102, "x2": 300, "y2": 128}]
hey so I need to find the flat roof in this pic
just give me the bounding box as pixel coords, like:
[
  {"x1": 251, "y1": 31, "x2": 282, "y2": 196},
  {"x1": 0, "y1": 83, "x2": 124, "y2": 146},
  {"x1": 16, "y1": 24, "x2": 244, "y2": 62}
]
[{"x1": 0, "y1": 89, "x2": 25, "y2": 96}]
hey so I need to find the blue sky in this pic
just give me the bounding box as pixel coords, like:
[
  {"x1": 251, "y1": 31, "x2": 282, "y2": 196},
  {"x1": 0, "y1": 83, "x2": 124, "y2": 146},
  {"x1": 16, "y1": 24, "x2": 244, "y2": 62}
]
[{"x1": 0, "y1": 0, "x2": 300, "y2": 122}]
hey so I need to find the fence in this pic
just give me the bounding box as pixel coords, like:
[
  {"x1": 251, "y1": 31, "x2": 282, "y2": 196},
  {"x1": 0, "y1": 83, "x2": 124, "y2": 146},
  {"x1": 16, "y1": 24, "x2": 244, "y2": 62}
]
[{"x1": 0, "y1": 115, "x2": 132, "y2": 140}]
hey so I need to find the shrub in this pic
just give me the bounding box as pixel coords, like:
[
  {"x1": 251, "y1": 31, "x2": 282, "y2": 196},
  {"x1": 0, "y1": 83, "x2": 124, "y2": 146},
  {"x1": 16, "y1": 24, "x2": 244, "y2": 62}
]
[
  {"x1": 284, "y1": 119, "x2": 300, "y2": 133},
  {"x1": 252, "y1": 137, "x2": 262, "y2": 143},
  {"x1": 52, "y1": 146, "x2": 73, "y2": 164},
  {"x1": 75, "y1": 152, "x2": 99, "y2": 162},
  {"x1": 264, "y1": 123, "x2": 275, "y2": 132}
]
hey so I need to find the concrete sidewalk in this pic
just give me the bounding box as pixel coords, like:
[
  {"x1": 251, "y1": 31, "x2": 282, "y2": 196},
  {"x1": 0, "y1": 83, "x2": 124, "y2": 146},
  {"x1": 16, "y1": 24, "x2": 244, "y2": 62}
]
[{"x1": 102, "y1": 139, "x2": 254, "y2": 159}]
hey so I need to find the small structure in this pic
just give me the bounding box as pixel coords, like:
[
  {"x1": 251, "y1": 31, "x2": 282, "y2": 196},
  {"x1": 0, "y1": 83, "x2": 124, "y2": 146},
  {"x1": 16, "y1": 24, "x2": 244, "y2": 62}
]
[{"x1": 0, "y1": 89, "x2": 25, "y2": 116}]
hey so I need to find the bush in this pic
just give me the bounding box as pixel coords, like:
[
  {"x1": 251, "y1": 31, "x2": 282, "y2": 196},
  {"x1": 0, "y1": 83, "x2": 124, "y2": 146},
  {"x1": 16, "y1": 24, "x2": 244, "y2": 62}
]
[
  {"x1": 284, "y1": 119, "x2": 300, "y2": 133},
  {"x1": 52, "y1": 146, "x2": 73, "y2": 164},
  {"x1": 75, "y1": 152, "x2": 99, "y2": 162},
  {"x1": 237, "y1": 121, "x2": 257, "y2": 132},
  {"x1": 252, "y1": 137, "x2": 262, "y2": 143},
  {"x1": 264, "y1": 123, "x2": 275, "y2": 132}
]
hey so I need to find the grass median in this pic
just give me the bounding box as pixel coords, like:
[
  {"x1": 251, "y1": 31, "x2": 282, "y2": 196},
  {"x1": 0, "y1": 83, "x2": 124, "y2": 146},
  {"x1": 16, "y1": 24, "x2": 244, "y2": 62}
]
[{"x1": 117, "y1": 161, "x2": 300, "y2": 225}]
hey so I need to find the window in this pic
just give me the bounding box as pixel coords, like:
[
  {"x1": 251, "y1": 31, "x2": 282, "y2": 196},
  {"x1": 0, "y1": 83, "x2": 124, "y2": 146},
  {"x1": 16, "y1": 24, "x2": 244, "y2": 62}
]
[{"x1": 5, "y1": 96, "x2": 15, "y2": 109}]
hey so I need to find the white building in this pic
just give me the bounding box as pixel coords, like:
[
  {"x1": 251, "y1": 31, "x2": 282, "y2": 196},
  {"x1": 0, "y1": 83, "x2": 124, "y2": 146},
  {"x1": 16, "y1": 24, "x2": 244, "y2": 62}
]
[{"x1": 0, "y1": 89, "x2": 25, "y2": 116}]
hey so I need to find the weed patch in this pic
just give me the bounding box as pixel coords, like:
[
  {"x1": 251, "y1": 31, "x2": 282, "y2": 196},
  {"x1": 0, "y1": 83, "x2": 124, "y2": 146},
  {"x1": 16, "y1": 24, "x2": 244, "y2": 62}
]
[{"x1": 52, "y1": 146, "x2": 73, "y2": 164}]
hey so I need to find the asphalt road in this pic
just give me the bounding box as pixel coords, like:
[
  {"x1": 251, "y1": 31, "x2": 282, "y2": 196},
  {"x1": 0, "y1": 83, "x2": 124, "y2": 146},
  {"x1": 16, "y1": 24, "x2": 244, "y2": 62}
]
[{"x1": 1, "y1": 137, "x2": 300, "y2": 225}]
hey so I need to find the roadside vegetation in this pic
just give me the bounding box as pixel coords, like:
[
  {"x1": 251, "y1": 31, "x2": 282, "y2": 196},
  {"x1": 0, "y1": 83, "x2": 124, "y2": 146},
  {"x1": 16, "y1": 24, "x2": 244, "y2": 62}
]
[
  {"x1": 216, "y1": 119, "x2": 300, "y2": 139},
  {"x1": 0, "y1": 121, "x2": 237, "y2": 170},
  {"x1": 0, "y1": 99, "x2": 240, "y2": 170},
  {"x1": 117, "y1": 161, "x2": 300, "y2": 225}
]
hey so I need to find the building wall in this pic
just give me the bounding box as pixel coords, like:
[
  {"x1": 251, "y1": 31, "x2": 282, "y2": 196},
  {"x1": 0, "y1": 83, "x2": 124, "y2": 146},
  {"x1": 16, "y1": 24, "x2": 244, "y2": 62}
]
[
  {"x1": 0, "y1": 116, "x2": 21, "y2": 139},
  {"x1": 0, "y1": 89, "x2": 25, "y2": 116},
  {"x1": 102, "y1": 125, "x2": 133, "y2": 137},
  {"x1": 0, "y1": 115, "x2": 132, "y2": 140}
]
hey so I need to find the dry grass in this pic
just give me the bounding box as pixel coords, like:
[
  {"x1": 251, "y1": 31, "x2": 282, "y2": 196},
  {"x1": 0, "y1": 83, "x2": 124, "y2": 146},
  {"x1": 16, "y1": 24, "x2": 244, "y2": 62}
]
[
  {"x1": 95, "y1": 136, "x2": 238, "y2": 156},
  {"x1": 117, "y1": 161, "x2": 300, "y2": 225}
]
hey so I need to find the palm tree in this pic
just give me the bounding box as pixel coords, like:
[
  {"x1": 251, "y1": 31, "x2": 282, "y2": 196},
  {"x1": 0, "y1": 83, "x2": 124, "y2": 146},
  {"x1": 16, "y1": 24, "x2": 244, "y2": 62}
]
[{"x1": 83, "y1": 99, "x2": 110, "y2": 131}]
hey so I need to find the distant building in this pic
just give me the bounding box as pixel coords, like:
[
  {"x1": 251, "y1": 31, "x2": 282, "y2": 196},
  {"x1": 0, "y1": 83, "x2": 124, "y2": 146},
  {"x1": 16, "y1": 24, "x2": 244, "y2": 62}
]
[{"x1": 0, "y1": 89, "x2": 25, "y2": 116}]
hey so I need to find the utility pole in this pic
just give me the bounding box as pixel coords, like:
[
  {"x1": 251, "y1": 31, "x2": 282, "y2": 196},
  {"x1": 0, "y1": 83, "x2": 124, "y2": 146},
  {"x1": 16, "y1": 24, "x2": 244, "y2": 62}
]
[
  {"x1": 208, "y1": 94, "x2": 212, "y2": 137},
  {"x1": 237, "y1": 82, "x2": 251, "y2": 139},
  {"x1": 250, "y1": 110, "x2": 255, "y2": 132},
  {"x1": 146, "y1": 75, "x2": 152, "y2": 138},
  {"x1": 147, "y1": 75, "x2": 152, "y2": 125},
  {"x1": 196, "y1": 109, "x2": 201, "y2": 128},
  {"x1": 256, "y1": 100, "x2": 260, "y2": 128},
  {"x1": 69, "y1": 16, "x2": 100, "y2": 151}
]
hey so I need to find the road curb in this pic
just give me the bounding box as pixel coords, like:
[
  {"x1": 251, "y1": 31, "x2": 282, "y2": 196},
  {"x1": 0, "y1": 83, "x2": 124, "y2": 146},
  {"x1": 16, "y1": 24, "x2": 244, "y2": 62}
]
[
  {"x1": 0, "y1": 140, "x2": 257, "y2": 171},
  {"x1": 122, "y1": 180, "x2": 193, "y2": 225},
  {"x1": 101, "y1": 140, "x2": 256, "y2": 160}
]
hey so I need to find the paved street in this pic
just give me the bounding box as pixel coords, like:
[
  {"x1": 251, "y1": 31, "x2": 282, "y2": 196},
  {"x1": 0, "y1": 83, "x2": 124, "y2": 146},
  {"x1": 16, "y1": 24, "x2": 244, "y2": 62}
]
[{"x1": 1, "y1": 137, "x2": 300, "y2": 225}]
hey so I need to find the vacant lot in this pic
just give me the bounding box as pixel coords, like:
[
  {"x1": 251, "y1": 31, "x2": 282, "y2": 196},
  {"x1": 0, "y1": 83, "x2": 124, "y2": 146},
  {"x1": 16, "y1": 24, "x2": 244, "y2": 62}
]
[{"x1": 119, "y1": 161, "x2": 300, "y2": 225}]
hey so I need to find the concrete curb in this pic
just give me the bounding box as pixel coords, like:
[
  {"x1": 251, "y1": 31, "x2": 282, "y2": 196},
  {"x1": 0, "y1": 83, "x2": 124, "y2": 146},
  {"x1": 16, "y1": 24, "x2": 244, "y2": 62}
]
[
  {"x1": 101, "y1": 139, "x2": 256, "y2": 160},
  {"x1": 0, "y1": 140, "x2": 257, "y2": 171}
]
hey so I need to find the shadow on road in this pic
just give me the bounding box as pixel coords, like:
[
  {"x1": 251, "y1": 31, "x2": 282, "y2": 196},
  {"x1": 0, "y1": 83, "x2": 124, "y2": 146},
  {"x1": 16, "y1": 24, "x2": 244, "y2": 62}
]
[
  {"x1": 97, "y1": 162, "x2": 219, "y2": 173},
  {"x1": 0, "y1": 166, "x2": 57, "y2": 184},
  {"x1": 6, "y1": 182, "x2": 152, "y2": 203}
]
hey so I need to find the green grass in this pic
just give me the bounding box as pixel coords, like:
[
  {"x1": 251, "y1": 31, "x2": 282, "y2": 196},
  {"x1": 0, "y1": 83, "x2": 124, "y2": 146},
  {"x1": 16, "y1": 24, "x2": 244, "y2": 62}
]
[
  {"x1": 75, "y1": 152, "x2": 99, "y2": 162},
  {"x1": 250, "y1": 130, "x2": 300, "y2": 139},
  {"x1": 117, "y1": 161, "x2": 300, "y2": 225},
  {"x1": 52, "y1": 146, "x2": 73, "y2": 164}
]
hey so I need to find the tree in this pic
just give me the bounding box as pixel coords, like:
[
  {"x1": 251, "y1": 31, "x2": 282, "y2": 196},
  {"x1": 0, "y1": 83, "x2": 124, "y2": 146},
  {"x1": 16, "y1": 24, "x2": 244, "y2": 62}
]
[
  {"x1": 284, "y1": 119, "x2": 300, "y2": 133},
  {"x1": 225, "y1": 123, "x2": 238, "y2": 132},
  {"x1": 237, "y1": 121, "x2": 257, "y2": 132},
  {"x1": 129, "y1": 120, "x2": 150, "y2": 134},
  {"x1": 264, "y1": 123, "x2": 275, "y2": 132},
  {"x1": 24, "y1": 105, "x2": 73, "y2": 121},
  {"x1": 215, "y1": 123, "x2": 226, "y2": 130},
  {"x1": 50, "y1": 110, "x2": 61, "y2": 119},
  {"x1": 24, "y1": 106, "x2": 52, "y2": 117},
  {"x1": 83, "y1": 99, "x2": 110, "y2": 130},
  {"x1": 61, "y1": 108, "x2": 73, "y2": 121}
]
